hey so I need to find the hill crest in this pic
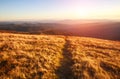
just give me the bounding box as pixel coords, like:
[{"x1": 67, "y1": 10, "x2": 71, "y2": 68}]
[{"x1": 0, "y1": 33, "x2": 120, "y2": 79}]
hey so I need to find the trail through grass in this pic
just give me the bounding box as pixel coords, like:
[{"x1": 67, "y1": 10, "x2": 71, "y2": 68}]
[{"x1": 0, "y1": 33, "x2": 120, "y2": 79}]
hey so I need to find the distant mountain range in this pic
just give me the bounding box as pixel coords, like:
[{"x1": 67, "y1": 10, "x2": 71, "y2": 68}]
[{"x1": 0, "y1": 20, "x2": 120, "y2": 40}]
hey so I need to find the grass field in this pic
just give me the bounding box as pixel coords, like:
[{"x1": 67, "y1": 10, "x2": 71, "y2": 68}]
[{"x1": 0, "y1": 33, "x2": 120, "y2": 79}]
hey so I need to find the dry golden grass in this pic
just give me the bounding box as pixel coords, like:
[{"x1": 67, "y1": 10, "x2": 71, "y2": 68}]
[{"x1": 0, "y1": 33, "x2": 120, "y2": 79}]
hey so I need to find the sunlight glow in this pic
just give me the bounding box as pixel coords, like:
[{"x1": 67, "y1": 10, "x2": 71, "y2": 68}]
[{"x1": 0, "y1": 0, "x2": 120, "y2": 21}]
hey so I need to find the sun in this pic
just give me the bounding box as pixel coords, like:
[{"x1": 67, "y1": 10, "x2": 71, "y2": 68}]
[
  {"x1": 72, "y1": 8, "x2": 93, "y2": 19},
  {"x1": 78, "y1": 11, "x2": 89, "y2": 17}
]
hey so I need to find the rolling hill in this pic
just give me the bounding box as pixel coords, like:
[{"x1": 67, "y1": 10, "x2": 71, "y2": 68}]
[
  {"x1": 0, "y1": 21, "x2": 120, "y2": 40},
  {"x1": 0, "y1": 33, "x2": 120, "y2": 79}
]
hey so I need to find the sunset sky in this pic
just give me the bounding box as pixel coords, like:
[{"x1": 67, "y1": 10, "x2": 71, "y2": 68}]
[{"x1": 0, "y1": 0, "x2": 120, "y2": 21}]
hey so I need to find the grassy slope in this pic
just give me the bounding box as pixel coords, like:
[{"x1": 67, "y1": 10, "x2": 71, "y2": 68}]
[{"x1": 0, "y1": 33, "x2": 120, "y2": 79}]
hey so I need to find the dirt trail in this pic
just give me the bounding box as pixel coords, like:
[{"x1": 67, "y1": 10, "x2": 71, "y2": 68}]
[{"x1": 56, "y1": 36, "x2": 74, "y2": 79}]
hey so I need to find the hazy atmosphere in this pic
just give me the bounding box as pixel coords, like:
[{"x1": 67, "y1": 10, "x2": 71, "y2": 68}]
[
  {"x1": 0, "y1": 0, "x2": 120, "y2": 79},
  {"x1": 0, "y1": 0, "x2": 120, "y2": 21}
]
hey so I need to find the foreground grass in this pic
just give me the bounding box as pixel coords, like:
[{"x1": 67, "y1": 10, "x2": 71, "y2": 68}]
[{"x1": 0, "y1": 33, "x2": 120, "y2": 79}]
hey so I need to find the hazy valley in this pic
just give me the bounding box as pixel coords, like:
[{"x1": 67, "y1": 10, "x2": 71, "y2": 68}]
[{"x1": 0, "y1": 21, "x2": 120, "y2": 40}]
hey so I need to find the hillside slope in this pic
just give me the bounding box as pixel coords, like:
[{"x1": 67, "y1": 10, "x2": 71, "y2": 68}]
[{"x1": 0, "y1": 33, "x2": 120, "y2": 79}]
